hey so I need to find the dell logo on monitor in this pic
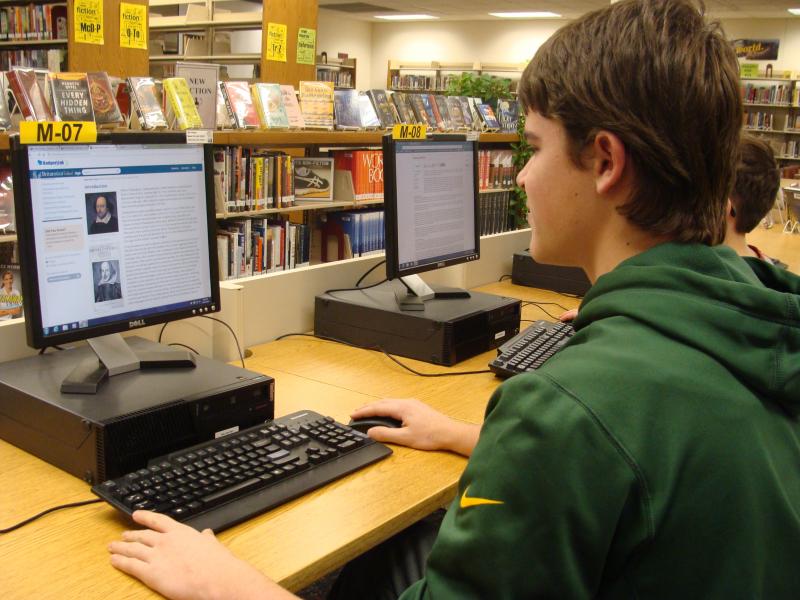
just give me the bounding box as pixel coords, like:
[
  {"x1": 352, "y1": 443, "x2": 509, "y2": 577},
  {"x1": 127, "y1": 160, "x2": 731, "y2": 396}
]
[{"x1": 129, "y1": 319, "x2": 146, "y2": 328}]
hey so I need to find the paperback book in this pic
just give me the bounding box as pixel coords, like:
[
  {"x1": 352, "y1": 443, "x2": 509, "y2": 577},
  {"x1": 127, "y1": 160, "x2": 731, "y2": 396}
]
[
  {"x1": 333, "y1": 89, "x2": 361, "y2": 130},
  {"x1": 280, "y1": 85, "x2": 305, "y2": 129},
  {"x1": 293, "y1": 157, "x2": 334, "y2": 202},
  {"x1": 433, "y1": 95, "x2": 453, "y2": 130},
  {"x1": 366, "y1": 89, "x2": 396, "y2": 128},
  {"x1": 446, "y1": 96, "x2": 468, "y2": 130},
  {"x1": 358, "y1": 93, "x2": 381, "y2": 129},
  {"x1": 220, "y1": 81, "x2": 260, "y2": 129},
  {"x1": 87, "y1": 71, "x2": 124, "y2": 126},
  {"x1": 127, "y1": 76, "x2": 168, "y2": 130},
  {"x1": 409, "y1": 93, "x2": 433, "y2": 128},
  {"x1": 251, "y1": 83, "x2": 289, "y2": 129},
  {"x1": 476, "y1": 102, "x2": 501, "y2": 131},
  {"x1": 391, "y1": 92, "x2": 416, "y2": 125},
  {"x1": 46, "y1": 72, "x2": 94, "y2": 122},
  {"x1": 6, "y1": 67, "x2": 52, "y2": 121},
  {"x1": 299, "y1": 81, "x2": 334, "y2": 130},
  {"x1": 163, "y1": 77, "x2": 204, "y2": 130}
]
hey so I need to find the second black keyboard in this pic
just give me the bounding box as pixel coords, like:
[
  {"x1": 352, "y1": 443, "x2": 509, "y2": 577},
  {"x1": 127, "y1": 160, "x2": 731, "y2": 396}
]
[
  {"x1": 489, "y1": 320, "x2": 575, "y2": 378},
  {"x1": 92, "y1": 410, "x2": 392, "y2": 532}
]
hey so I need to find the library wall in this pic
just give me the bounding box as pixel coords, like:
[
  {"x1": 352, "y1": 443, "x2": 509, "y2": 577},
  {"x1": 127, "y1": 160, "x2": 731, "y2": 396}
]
[
  {"x1": 723, "y1": 18, "x2": 800, "y2": 72},
  {"x1": 317, "y1": 10, "x2": 372, "y2": 90}
]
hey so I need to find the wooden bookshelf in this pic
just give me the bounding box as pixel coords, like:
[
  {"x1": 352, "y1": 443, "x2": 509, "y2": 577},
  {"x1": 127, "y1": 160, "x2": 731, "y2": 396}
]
[{"x1": 216, "y1": 198, "x2": 383, "y2": 219}]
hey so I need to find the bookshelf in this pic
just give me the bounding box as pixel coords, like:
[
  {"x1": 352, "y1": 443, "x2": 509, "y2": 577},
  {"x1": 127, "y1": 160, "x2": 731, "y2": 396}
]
[
  {"x1": 315, "y1": 55, "x2": 355, "y2": 89},
  {"x1": 0, "y1": 0, "x2": 68, "y2": 71},
  {"x1": 386, "y1": 59, "x2": 525, "y2": 93},
  {"x1": 741, "y1": 77, "x2": 800, "y2": 162}
]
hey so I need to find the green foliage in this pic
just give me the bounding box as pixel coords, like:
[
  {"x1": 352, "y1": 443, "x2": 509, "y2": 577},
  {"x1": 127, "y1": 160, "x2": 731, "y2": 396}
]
[
  {"x1": 509, "y1": 114, "x2": 531, "y2": 228},
  {"x1": 446, "y1": 72, "x2": 514, "y2": 105}
]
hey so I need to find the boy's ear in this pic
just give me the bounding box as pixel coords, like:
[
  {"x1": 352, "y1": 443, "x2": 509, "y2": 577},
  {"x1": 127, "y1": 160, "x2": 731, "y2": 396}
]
[{"x1": 592, "y1": 130, "x2": 627, "y2": 195}]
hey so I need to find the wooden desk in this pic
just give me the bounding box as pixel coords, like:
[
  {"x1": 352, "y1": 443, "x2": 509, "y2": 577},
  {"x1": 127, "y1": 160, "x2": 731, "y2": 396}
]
[{"x1": 0, "y1": 282, "x2": 575, "y2": 599}]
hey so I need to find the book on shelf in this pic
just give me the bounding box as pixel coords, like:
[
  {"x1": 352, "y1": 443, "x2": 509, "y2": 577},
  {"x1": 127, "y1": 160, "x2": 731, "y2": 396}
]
[
  {"x1": 216, "y1": 84, "x2": 232, "y2": 129},
  {"x1": 357, "y1": 93, "x2": 381, "y2": 129},
  {"x1": 457, "y1": 96, "x2": 475, "y2": 130},
  {"x1": 45, "y1": 72, "x2": 95, "y2": 122},
  {"x1": 251, "y1": 83, "x2": 290, "y2": 129},
  {"x1": 0, "y1": 261, "x2": 23, "y2": 321},
  {"x1": 476, "y1": 102, "x2": 501, "y2": 132},
  {"x1": 299, "y1": 81, "x2": 334, "y2": 130},
  {"x1": 0, "y1": 75, "x2": 11, "y2": 130},
  {"x1": 433, "y1": 95, "x2": 453, "y2": 130},
  {"x1": 409, "y1": 93, "x2": 434, "y2": 128},
  {"x1": 219, "y1": 81, "x2": 260, "y2": 129},
  {"x1": 366, "y1": 89, "x2": 396, "y2": 128},
  {"x1": 496, "y1": 98, "x2": 520, "y2": 132},
  {"x1": 279, "y1": 85, "x2": 305, "y2": 129},
  {"x1": 294, "y1": 157, "x2": 334, "y2": 202},
  {"x1": 333, "y1": 89, "x2": 362, "y2": 130},
  {"x1": 163, "y1": 77, "x2": 204, "y2": 130},
  {"x1": 427, "y1": 94, "x2": 446, "y2": 131},
  {"x1": 174, "y1": 62, "x2": 219, "y2": 130},
  {"x1": 6, "y1": 67, "x2": 53, "y2": 121},
  {"x1": 127, "y1": 76, "x2": 168, "y2": 130},
  {"x1": 87, "y1": 72, "x2": 124, "y2": 127},
  {"x1": 0, "y1": 165, "x2": 14, "y2": 234},
  {"x1": 390, "y1": 91, "x2": 416, "y2": 125},
  {"x1": 446, "y1": 96, "x2": 468, "y2": 130}
]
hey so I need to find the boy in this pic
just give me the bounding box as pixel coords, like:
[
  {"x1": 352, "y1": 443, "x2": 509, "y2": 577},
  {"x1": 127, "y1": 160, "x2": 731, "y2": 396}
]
[{"x1": 109, "y1": 1, "x2": 800, "y2": 598}]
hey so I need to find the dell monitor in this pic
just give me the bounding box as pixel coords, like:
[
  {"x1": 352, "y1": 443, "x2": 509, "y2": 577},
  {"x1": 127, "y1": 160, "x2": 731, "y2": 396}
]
[
  {"x1": 382, "y1": 134, "x2": 480, "y2": 310},
  {"x1": 10, "y1": 132, "x2": 220, "y2": 393}
]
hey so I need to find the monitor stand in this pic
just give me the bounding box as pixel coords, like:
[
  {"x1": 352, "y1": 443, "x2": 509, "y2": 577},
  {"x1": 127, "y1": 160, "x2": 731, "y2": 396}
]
[
  {"x1": 60, "y1": 333, "x2": 197, "y2": 394},
  {"x1": 394, "y1": 274, "x2": 471, "y2": 311}
]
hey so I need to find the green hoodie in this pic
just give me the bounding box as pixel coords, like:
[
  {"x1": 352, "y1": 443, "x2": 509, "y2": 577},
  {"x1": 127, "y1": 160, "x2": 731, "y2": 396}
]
[{"x1": 401, "y1": 243, "x2": 800, "y2": 599}]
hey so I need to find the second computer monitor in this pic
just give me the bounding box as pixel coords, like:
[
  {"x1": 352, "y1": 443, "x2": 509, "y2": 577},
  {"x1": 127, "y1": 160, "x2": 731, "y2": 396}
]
[{"x1": 382, "y1": 135, "x2": 480, "y2": 283}]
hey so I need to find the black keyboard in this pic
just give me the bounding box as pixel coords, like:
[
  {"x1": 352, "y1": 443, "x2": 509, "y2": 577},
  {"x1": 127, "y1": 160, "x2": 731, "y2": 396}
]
[
  {"x1": 489, "y1": 320, "x2": 575, "y2": 378},
  {"x1": 92, "y1": 410, "x2": 392, "y2": 532}
]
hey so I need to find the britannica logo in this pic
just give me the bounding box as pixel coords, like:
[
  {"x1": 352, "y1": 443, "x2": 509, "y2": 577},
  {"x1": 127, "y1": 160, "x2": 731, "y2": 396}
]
[{"x1": 37, "y1": 159, "x2": 65, "y2": 166}]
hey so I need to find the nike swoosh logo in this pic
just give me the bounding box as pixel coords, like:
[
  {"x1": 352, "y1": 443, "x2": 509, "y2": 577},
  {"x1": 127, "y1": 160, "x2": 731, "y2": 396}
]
[{"x1": 459, "y1": 485, "x2": 504, "y2": 509}]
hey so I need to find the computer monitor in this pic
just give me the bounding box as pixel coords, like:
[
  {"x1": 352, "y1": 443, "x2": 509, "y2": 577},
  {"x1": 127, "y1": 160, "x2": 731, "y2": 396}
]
[
  {"x1": 10, "y1": 132, "x2": 220, "y2": 393},
  {"x1": 382, "y1": 134, "x2": 479, "y2": 310}
]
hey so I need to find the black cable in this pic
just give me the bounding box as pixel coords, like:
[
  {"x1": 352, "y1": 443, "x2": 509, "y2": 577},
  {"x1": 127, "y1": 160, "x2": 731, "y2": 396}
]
[
  {"x1": 523, "y1": 302, "x2": 559, "y2": 320},
  {"x1": 0, "y1": 499, "x2": 102, "y2": 534},
  {"x1": 274, "y1": 332, "x2": 492, "y2": 377},
  {"x1": 168, "y1": 342, "x2": 200, "y2": 355},
  {"x1": 324, "y1": 277, "x2": 388, "y2": 296},
  {"x1": 158, "y1": 322, "x2": 168, "y2": 343},
  {"x1": 200, "y1": 315, "x2": 246, "y2": 369},
  {"x1": 355, "y1": 259, "x2": 386, "y2": 287},
  {"x1": 521, "y1": 300, "x2": 570, "y2": 312},
  {"x1": 498, "y1": 274, "x2": 512, "y2": 282}
]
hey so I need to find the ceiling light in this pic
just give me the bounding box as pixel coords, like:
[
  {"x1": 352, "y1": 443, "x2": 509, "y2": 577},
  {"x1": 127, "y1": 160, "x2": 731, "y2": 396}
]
[
  {"x1": 375, "y1": 14, "x2": 438, "y2": 20},
  {"x1": 789, "y1": 8, "x2": 800, "y2": 15},
  {"x1": 489, "y1": 11, "x2": 562, "y2": 18}
]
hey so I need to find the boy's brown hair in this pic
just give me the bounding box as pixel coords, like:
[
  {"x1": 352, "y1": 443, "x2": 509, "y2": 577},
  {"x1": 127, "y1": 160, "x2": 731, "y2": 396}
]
[
  {"x1": 731, "y1": 135, "x2": 780, "y2": 234},
  {"x1": 517, "y1": 0, "x2": 741, "y2": 245}
]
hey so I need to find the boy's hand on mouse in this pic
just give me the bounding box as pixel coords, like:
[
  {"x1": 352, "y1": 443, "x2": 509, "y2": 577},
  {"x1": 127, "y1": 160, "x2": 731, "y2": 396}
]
[
  {"x1": 559, "y1": 308, "x2": 578, "y2": 322},
  {"x1": 351, "y1": 398, "x2": 479, "y2": 457}
]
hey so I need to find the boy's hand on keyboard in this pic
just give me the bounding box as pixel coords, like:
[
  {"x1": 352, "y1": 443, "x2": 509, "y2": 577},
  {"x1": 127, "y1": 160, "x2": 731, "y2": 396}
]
[
  {"x1": 351, "y1": 399, "x2": 480, "y2": 457},
  {"x1": 109, "y1": 510, "x2": 297, "y2": 600},
  {"x1": 559, "y1": 308, "x2": 578, "y2": 322}
]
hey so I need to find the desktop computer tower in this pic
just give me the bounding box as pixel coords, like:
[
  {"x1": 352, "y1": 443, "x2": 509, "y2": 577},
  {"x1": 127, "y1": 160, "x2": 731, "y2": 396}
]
[
  {"x1": 0, "y1": 337, "x2": 274, "y2": 484},
  {"x1": 314, "y1": 281, "x2": 521, "y2": 366},
  {"x1": 511, "y1": 251, "x2": 592, "y2": 296}
]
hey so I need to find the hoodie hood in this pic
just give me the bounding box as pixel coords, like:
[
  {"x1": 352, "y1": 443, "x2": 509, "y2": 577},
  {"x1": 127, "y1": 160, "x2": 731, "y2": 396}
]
[{"x1": 574, "y1": 243, "x2": 800, "y2": 415}]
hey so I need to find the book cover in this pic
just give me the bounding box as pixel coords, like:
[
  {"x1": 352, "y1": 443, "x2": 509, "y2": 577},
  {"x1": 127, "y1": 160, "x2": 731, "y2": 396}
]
[
  {"x1": 87, "y1": 72, "x2": 124, "y2": 126},
  {"x1": 280, "y1": 85, "x2": 305, "y2": 129},
  {"x1": 0, "y1": 166, "x2": 14, "y2": 233},
  {"x1": 0, "y1": 74, "x2": 11, "y2": 130},
  {"x1": 251, "y1": 83, "x2": 289, "y2": 129},
  {"x1": 46, "y1": 72, "x2": 95, "y2": 122},
  {"x1": 0, "y1": 262, "x2": 23, "y2": 321},
  {"x1": 127, "y1": 76, "x2": 167, "y2": 130},
  {"x1": 476, "y1": 102, "x2": 501, "y2": 131},
  {"x1": 299, "y1": 81, "x2": 334, "y2": 130},
  {"x1": 409, "y1": 93, "x2": 432, "y2": 127},
  {"x1": 7, "y1": 68, "x2": 52, "y2": 121},
  {"x1": 357, "y1": 93, "x2": 381, "y2": 129},
  {"x1": 294, "y1": 157, "x2": 334, "y2": 202},
  {"x1": 333, "y1": 89, "x2": 361, "y2": 129},
  {"x1": 391, "y1": 92, "x2": 416, "y2": 124},
  {"x1": 457, "y1": 96, "x2": 475, "y2": 130},
  {"x1": 221, "y1": 81, "x2": 260, "y2": 129},
  {"x1": 433, "y1": 95, "x2": 453, "y2": 130},
  {"x1": 163, "y1": 77, "x2": 204, "y2": 130},
  {"x1": 174, "y1": 61, "x2": 219, "y2": 129},
  {"x1": 427, "y1": 94, "x2": 445, "y2": 131},
  {"x1": 496, "y1": 98, "x2": 520, "y2": 132},
  {"x1": 216, "y1": 84, "x2": 232, "y2": 128},
  {"x1": 367, "y1": 89, "x2": 396, "y2": 128},
  {"x1": 446, "y1": 96, "x2": 467, "y2": 130}
]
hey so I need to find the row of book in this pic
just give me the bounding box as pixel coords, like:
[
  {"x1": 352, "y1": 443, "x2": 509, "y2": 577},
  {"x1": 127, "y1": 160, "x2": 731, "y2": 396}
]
[
  {"x1": 479, "y1": 149, "x2": 515, "y2": 190},
  {"x1": 0, "y1": 48, "x2": 64, "y2": 72},
  {"x1": 745, "y1": 111, "x2": 776, "y2": 131},
  {"x1": 0, "y1": 3, "x2": 66, "y2": 41},
  {"x1": 217, "y1": 218, "x2": 311, "y2": 280},
  {"x1": 388, "y1": 73, "x2": 459, "y2": 92},
  {"x1": 780, "y1": 140, "x2": 800, "y2": 158},
  {"x1": 316, "y1": 69, "x2": 353, "y2": 88},
  {"x1": 322, "y1": 209, "x2": 385, "y2": 259},
  {"x1": 479, "y1": 190, "x2": 516, "y2": 237},
  {"x1": 741, "y1": 83, "x2": 793, "y2": 106}
]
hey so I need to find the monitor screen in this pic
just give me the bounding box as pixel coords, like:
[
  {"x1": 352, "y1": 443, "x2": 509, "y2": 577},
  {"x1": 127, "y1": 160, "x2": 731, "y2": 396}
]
[
  {"x1": 11, "y1": 133, "x2": 220, "y2": 349},
  {"x1": 383, "y1": 136, "x2": 479, "y2": 280}
]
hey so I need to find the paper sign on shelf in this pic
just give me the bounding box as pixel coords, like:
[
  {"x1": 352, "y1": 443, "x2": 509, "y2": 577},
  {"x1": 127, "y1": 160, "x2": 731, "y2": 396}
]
[
  {"x1": 297, "y1": 28, "x2": 316, "y2": 65},
  {"x1": 74, "y1": 0, "x2": 104, "y2": 45},
  {"x1": 267, "y1": 23, "x2": 287, "y2": 62},
  {"x1": 120, "y1": 3, "x2": 147, "y2": 50},
  {"x1": 20, "y1": 122, "x2": 98, "y2": 144}
]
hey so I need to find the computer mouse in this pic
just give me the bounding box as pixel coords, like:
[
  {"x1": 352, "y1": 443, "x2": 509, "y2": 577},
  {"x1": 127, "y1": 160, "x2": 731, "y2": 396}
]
[{"x1": 347, "y1": 416, "x2": 403, "y2": 434}]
